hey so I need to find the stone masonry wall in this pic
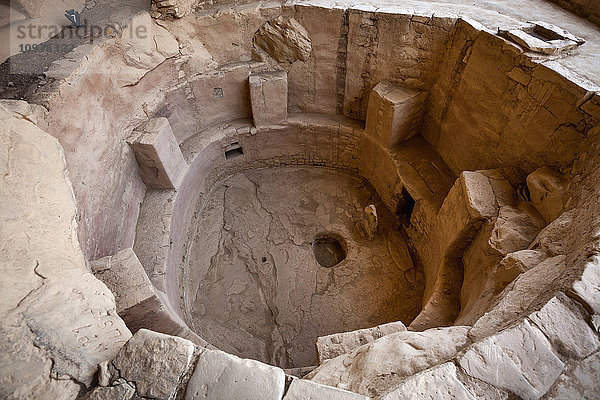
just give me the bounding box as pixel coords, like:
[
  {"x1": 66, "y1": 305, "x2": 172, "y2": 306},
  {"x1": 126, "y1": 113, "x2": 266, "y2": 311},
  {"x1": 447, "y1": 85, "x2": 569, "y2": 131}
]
[{"x1": 422, "y1": 19, "x2": 599, "y2": 176}]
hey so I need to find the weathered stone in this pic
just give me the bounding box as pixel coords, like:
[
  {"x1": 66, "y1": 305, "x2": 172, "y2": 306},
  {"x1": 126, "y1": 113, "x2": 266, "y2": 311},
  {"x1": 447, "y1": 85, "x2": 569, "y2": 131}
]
[
  {"x1": 254, "y1": 17, "x2": 312, "y2": 63},
  {"x1": 529, "y1": 210, "x2": 574, "y2": 256},
  {"x1": 112, "y1": 329, "x2": 196, "y2": 400},
  {"x1": 152, "y1": 0, "x2": 198, "y2": 19},
  {"x1": 98, "y1": 361, "x2": 111, "y2": 387},
  {"x1": 502, "y1": 22, "x2": 584, "y2": 55},
  {"x1": 456, "y1": 369, "x2": 510, "y2": 400},
  {"x1": 469, "y1": 255, "x2": 567, "y2": 341},
  {"x1": 459, "y1": 320, "x2": 564, "y2": 400},
  {"x1": 529, "y1": 292, "x2": 600, "y2": 359},
  {"x1": 458, "y1": 204, "x2": 545, "y2": 324},
  {"x1": 365, "y1": 81, "x2": 427, "y2": 148},
  {"x1": 380, "y1": 363, "x2": 476, "y2": 400},
  {"x1": 493, "y1": 250, "x2": 547, "y2": 294},
  {"x1": 570, "y1": 256, "x2": 600, "y2": 315},
  {"x1": 0, "y1": 102, "x2": 131, "y2": 398},
  {"x1": 284, "y1": 378, "x2": 369, "y2": 400},
  {"x1": 316, "y1": 321, "x2": 406, "y2": 363},
  {"x1": 127, "y1": 117, "x2": 188, "y2": 189},
  {"x1": 117, "y1": 13, "x2": 180, "y2": 86},
  {"x1": 411, "y1": 170, "x2": 503, "y2": 330},
  {"x1": 544, "y1": 351, "x2": 600, "y2": 400},
  {"x1": 91, "y1": 249, "x2": 156, "y2": 314},
  {"x1": 83, "y1": 381, "x2": 135, "y2": 400},
  {"x1": 90, "y1": 248, "x2": 203, "y2": 341},
  {"x1": 307, "y1": 326, "x2": 470, "y2": 398},
  {"x1": 526, "y1": 166, "x2": 566, "y2": 223},
  {"x1": 249, "y1": 71, "x2": 288, "y2": 127},
  {"x1": 361, "y1": 204, "x2": 379, "y2": 241},
  {"x1": 185, "y1": 349, "x2": 285, "y2": 400}
]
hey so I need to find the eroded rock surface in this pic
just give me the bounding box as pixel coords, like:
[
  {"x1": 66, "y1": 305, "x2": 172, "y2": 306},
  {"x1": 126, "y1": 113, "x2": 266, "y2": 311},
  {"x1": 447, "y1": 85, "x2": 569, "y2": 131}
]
[
  {"x1": 0, "y1": 101, "x2": 131, "y2": 399},
  {"x1": 254, "y1": 17, "x2": 312, "y2": 63}
]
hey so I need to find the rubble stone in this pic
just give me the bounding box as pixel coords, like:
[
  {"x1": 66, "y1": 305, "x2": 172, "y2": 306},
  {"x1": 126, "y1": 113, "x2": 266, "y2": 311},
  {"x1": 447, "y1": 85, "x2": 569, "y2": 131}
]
[
  {"x1": 526, "y1": 166, "x2": 567, "y2": 223},
  {"x1": 111, "y1": 329, "x2": 196, "y2": 400}
]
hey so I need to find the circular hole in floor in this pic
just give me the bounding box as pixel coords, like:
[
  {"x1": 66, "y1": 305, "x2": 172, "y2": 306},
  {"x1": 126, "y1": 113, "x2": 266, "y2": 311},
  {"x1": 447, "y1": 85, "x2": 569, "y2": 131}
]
[{"x1": 312, "y1": 234, "x2": 346, "y2": 268}]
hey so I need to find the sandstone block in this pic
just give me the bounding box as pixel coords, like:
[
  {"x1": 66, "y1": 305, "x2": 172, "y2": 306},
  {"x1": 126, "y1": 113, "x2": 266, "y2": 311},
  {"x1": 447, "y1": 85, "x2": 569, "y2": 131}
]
[
  {"x1": 529, "y1": 292, "x2": 600, "y2": 358},
  {"x1": 112, "y1": 329, "x2": 196, "y2": 400},
  {"x1": 185, "y1": 349, "x2": 285, "y2": 400},
  {"x1": 459, "y1": 171, "x2": 499, "y2": 220},
  {"x1": 459, "y1": 320, "x2": 564, "y2": 400},
  {"x1": 380, "y1": 363, "x2": 476, "y2": 400},
  {"x1": 249, "y1": 71, "x2": 288, "y2": 128},
  {"x1": 127, "y1": 117, "x2": 187, "y2": 189},
  {"x1": 365, "y1": 81, "x2": 427, "y2": 149},
  {"x1": 284, "y1": 379, "x2": 369, "y2": 400},
  {"x1": 526, "y1": 166, "x2": 566, "y2": 223},
  {"x1": 316, "y1": 321, "x2": 406, "y2": 363}
]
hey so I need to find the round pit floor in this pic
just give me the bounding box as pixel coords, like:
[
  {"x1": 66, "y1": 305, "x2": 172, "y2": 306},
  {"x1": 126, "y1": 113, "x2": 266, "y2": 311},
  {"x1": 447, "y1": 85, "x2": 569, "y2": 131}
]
[{"x1": 184, "y1": 166, "x2": 424, "y2": 368}]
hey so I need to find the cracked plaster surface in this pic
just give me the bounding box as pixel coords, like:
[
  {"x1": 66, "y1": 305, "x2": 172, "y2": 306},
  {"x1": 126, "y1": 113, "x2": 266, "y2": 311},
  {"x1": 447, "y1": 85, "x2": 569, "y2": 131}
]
[{"x1": 185, "y1": 166, "x2": 423, "y2": 368}]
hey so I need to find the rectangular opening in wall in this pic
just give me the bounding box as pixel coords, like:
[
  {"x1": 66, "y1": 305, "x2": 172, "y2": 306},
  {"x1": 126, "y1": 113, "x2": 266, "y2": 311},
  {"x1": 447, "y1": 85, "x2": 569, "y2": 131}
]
[
  {"x1": 396, "y1": 187, "x2": 415, "y2": 226},
  {"x1": 225, "y1": 144, "x2": 244, "y2": 160}
]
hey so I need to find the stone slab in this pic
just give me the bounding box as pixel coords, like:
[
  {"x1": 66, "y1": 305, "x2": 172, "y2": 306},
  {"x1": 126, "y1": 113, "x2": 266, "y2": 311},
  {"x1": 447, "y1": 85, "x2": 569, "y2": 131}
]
[
  {"x1": 529, "y1": 292, "x2": 599, "y2": 359},
  {"x1": 380, "y1": 363, "x2": 476, "y2": 400},
  {"x1": 185, "y1": 349, "x2": 285, "y2": 400},
  {"x1": 459, "y1": 320, "x2": 564, "y2": 400},
  {"x1": 284, "y1": 378, "x2": 369, "y2": 400},
  {"x1": 316, "y1": 321, "x2": 407, "y2": 363}
]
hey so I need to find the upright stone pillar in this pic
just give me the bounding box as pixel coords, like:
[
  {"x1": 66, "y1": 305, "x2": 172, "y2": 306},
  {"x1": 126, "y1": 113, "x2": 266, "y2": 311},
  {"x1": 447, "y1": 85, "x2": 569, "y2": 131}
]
[
  {"x1": 365, "y1": 81, "x2": 427, "y2": 148},
  {"x1": 127, "y1": 117, "x2": 187, "y2": 189},
  {"x1": 249, "y1": 71, "x2": 288, "y2": 128}
]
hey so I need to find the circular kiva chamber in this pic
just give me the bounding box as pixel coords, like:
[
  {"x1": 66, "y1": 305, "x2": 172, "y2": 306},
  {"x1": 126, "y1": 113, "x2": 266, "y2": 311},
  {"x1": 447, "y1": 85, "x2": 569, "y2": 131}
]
[
  {"x1": 135, "y1": 117, "x2": 432, "y2": 369},
  {"x1": 11, "y1": 2, "x2": 598, "y2": 397}
]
